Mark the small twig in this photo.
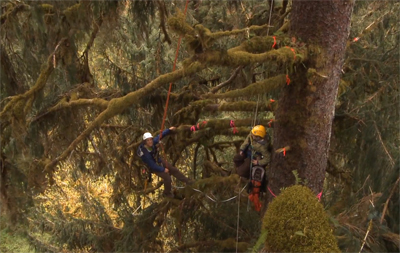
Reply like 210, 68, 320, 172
359, 219, 373, 253
52, 37, 67, 68
210, 66, 242, 94
380, 177, 400, 224
369, 186, 375, 207
355, 175, 370, 195
374, 122, 394, 166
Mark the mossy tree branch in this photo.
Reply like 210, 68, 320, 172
0, 49, 56, 124
205, 74, 286, 99
45, 61, 205, 172
205, 101, 277, 113
198, 46, 304, 67
185, 118, 273, 131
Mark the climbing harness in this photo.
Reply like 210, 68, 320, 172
247, 163, 266, 212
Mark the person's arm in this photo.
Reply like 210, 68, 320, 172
256, 144, 271, 166
153, 128, 172, 145
240, 133, 251, 154
141, 152, 165, 172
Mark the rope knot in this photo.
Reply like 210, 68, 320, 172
285, 46, 296, 60
230, 120, 238, 134
268, 119, 274, 128
286, 74, 291, 85
272, 36, 276, 49
317, 191, 323, 201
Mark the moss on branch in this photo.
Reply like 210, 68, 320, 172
206, 74, 285, 99
197, 45, 303, 68
228, 36, 277, 54
205, 101, 276, 112
51, 98, 108, 113
167, 10, 195, 37
194, 118, 273, 130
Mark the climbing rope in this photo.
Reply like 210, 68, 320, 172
158, 0, 190, 154
141, 0, 189, 205
236, 181, 242, 253
175, 184, 247, 203
253, 94, 260, 127
236, 2, 275, 251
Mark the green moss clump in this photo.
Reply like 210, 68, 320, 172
167, 10, 194, 37
263, 185, 339, 252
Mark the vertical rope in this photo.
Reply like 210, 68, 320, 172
266, 0, 274, 36
253, 94, 260, 127
237, 0, 275, 250
158, 0, 190, 156
236, 182, 241, 253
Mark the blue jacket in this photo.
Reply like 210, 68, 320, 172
137, 129, 171, 172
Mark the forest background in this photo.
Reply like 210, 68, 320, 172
0, 0, 399, 252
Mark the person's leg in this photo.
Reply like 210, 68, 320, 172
152, 170, 173, 197
161, 160, 192, 184
236, 156, 251, 179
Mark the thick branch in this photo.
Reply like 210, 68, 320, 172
198, 46, 303, 67
0, 49, 56, 123
206, 74, 286, 99
189, 118, 273, 130
205, 100, 276, 112
32, 98, 109, 122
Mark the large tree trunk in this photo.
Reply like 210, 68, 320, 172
269, 0, 354, 198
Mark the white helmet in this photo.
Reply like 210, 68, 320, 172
143, 132, 153, 140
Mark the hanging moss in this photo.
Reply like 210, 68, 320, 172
263, 185, 340, 252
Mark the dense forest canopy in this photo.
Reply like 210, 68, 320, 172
0, 0, 399, 252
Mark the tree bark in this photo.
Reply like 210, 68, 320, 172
269, 0, 354, 198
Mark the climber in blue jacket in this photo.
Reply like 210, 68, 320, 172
137, 127, 192, 198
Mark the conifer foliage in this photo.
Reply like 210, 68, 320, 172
0, 0, 398, 252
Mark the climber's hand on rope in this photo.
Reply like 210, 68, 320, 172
169, 126, 176, 131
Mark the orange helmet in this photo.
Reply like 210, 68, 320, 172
251, 125, 266, 138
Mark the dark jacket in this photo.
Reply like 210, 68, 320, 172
137, 129, 171, 172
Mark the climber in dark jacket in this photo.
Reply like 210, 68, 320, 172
137, 127, 192, 198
